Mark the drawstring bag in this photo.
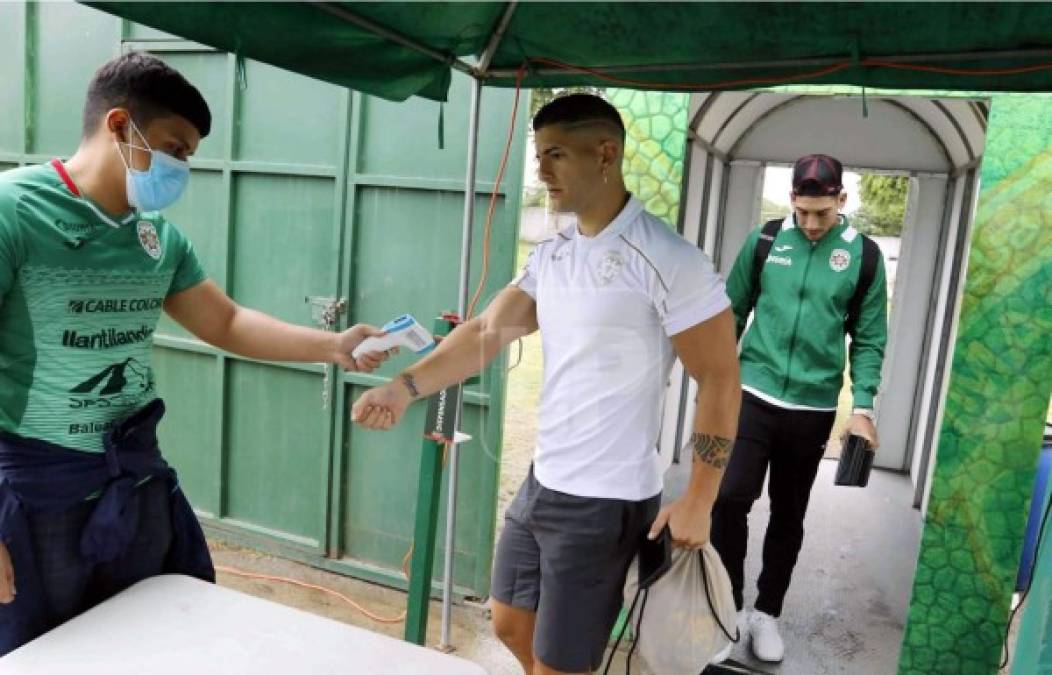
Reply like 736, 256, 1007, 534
604, 543, 739, 675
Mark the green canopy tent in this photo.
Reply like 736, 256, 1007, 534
85, 2, 1052, 101
81, 3, 1052, 672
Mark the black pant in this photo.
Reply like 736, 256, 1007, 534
710, 391, 835, 617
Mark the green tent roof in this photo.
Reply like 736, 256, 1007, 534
86, 2, 1052, 101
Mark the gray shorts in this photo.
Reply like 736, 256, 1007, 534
491, 467, 660, 672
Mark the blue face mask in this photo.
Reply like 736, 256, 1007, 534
115, 120, 190, 212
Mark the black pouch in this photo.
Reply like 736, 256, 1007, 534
835, 434, 875, 487
637, 525, 672, 589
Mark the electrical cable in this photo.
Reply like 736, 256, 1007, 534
1000, 485, 1051, 669
215, 564, 407, 625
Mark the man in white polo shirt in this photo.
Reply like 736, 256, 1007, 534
351, 94, 741, 675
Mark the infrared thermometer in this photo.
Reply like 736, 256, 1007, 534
351, 314, 436, 359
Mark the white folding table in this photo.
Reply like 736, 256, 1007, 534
1, 574, 487, 674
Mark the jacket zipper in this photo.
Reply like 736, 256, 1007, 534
783, 240, 816, 397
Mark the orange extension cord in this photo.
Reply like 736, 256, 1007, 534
215, 564, 406, 625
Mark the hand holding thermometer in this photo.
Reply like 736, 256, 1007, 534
351, 314, 436, 360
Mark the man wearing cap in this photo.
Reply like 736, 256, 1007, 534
710, 154, 888, 663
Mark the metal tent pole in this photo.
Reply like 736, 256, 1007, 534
438, 75, 482, 651
439, 3, 517, 648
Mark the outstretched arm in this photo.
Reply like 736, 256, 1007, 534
164, 280, 389, 372
351, 286, 538, 430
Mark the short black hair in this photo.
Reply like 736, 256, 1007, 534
533, 93, 625, 142
82, 51, 211, 139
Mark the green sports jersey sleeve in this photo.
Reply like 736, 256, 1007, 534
726, 225, 761, 339
848, 252, 888, 410
166, 225, 206, 296
0, 190, 23, 302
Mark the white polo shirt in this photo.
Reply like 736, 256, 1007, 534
512, 197, 730, 500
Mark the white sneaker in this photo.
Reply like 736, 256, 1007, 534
710, 610, 747, 664
748, 610, 785, 662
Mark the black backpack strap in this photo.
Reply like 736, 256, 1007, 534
846, 234, 880, 337
749, 218, 784, 313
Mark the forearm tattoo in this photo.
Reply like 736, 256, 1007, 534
691, 432, 734, 469
400, 373, 421, 399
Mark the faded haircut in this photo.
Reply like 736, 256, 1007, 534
532, 93, 625, 143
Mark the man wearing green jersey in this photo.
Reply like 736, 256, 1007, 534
710, 154, 888, 664
0, 52, 389, 653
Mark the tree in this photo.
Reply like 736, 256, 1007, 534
855, 174, 909, 237
522, 183, 546, 208
760, 198, 790, 224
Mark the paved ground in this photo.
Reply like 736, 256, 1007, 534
667, 457, 923, 675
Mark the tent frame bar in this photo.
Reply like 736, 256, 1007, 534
312, 1, 477, 77
478, 2, 518, 74
485, 47, 1052, 80
313, 0, 517, 81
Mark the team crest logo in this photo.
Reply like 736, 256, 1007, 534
596, 250, 626, 286
137, 221, 162, 260
829, 248, 851, 272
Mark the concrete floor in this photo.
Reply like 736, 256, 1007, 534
663, 456, 923, 675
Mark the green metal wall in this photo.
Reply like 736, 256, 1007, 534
0, 0, 525, 597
